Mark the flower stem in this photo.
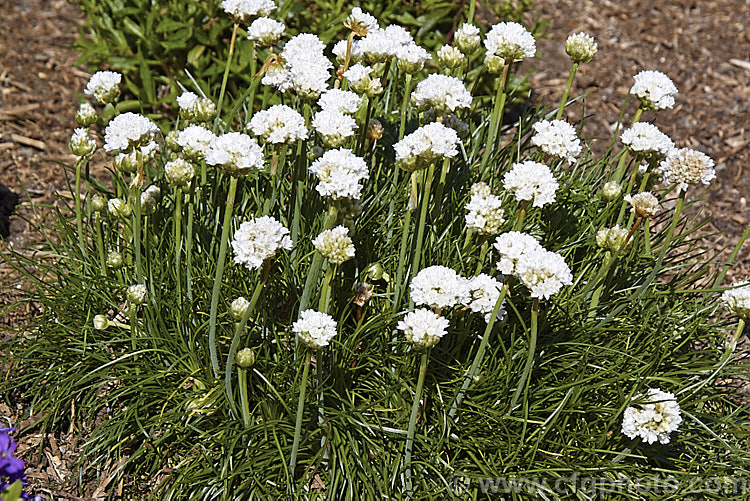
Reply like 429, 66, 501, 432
298, 204, 339, 318
173, 187, 183, 307
318, 264, 336, 313
474, 238, 489, 275
186, 183, 196, 302
467, 0, 476, 24
129, 303, 138, 351
289, 349, 313, 475
393, 198, 414, 310
94, 213, 106, 275
480, 61, 511, 174
431, 157, 452, 220
238, 367, 251, 427
214, 22, 239, 131
556, 63, 579, 119
713, 223, 750, 289
74, 159, 86, 257
130, 183, 144, 283
207, 176, 239, 379
411, 164, 436, 281
509, 297, 539, 413
404, 350, 430, 495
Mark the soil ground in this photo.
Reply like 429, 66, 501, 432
1, 0, 749, 498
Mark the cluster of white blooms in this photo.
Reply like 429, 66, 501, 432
75, 102, 98, 127
436, 45, 464, 68
332, 39, 364, 65
103, 112, 159, 153
84, 70, 121, 104
395, 43, 432, 73
397, 308, 450, 349
601, 181, 622, 201
659, 148, 715, 192
247, 16, 284, 46
467, 274, 506, 323
721, 282, 750, 319
309, 148, 369, 199
484, 22, 536, 63
357, 25, 414, 64
313, 226, 356, 265
264, 33, 332, 100
596, 225, 630, 253
494, 231, 542, 275
317, 89, 362, 115
624, 191, 660, 218
69, 128, 97, 159
140, 185, 161, 215
112, 140, 158, 173
631, 70, 678, 111
621, 388, 682, 445
221, 0, 275, 23
394, 122, 460, 172
531, 120, 582, 163
465, 182, 506, 235
230, 297, 251, 320
502, 161, 559, 208
205, 132, 264, 176
312, 109, 358, 147
454, 23, 481, 54
107, 198, 132, 218
106, 250, 123, 268
344, 7, 378, 37
565, 32, 597, 64
516, 248, 573, 299
410, 265, 471, 310
620, 122, 674, 159
176, 91, 217, 122
164, 158, 196, 187
410, 74, 472, 114
248, 104, 308, 144
343, 64, 382, 97
293, 309, 338, 350
231, 216, 292, 270
176, 125, 216, 162
126, 284, 147, 305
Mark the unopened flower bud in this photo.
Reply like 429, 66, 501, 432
485, 55, 504, 74
165, 158, 195, 188
140, 185, 161, 215
565, 32, 597, 64
114, 151, 138, 173
364, 262, 385, 281
70, 128, 97, 158
126, 284, 147, 305
437, 45, 465, 69
596, 225, 629, 252
107, 250, 123, 268
230, 297, 251, 321
93, 314, 110, 330
165, 130, 180, 151
75, 102, 98, 127
366, 119, 384, 141
624, 191, 660, 218
90, 194, 107, 213
235, 348, 256, 368
107, 198, 132, 218
307, 145, 324, 161
454, 23, 481, 55
194, 98, 217, 123
601, 181, 622, 201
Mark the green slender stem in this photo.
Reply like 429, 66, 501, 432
411, 165, 435, 280
214, 22, 239, 131
643, 218, 651, 255
393, 200, 414, 310
238, 367, 251, 427
713, 223, 750, 289
509, 298, 539, 413
318, 264, 336, 313
431, 157, 451, 220
289, 350, 313, 475
129, 303, 137, 351
399, 74, 413, 140
186, 184, 196, 302
474, 238, 489, 275
208, 176, 240, 379
556, 63, 579, 119
385, 74, 414, 245
480, 61, 511, 173
173, 187, 183, 307
130, 183, 144, 283
298, 204, 339, 317
95, 213, 106, 275
404, 350, 430, 495
74, 159, 86, 257
467, 0, 476, 24
225, 274, 266, 418
448, 286, 507, 421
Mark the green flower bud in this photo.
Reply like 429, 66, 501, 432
90, 194, 107, 213
236, 348, 256, 369
75, 102, 98, 127
107, 251, 123, 269
126, 284, 147, 305
230, 297, 250, 321
93, 314, 110, 330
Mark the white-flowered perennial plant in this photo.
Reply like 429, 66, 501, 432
531, 120, 582, 163
84, 70, 121, 104
411, 74, 472, 114
565, 32, 597, 64
317, 89, 362, 115
177, 91, 217, 122
231, 216, 292, 270
343, 64, 382, 96
103, 113, 159, 153
164, 158, 195, 187
221, 0, 275, 23
621, 388, 682, 445
176, 125, 216, 162
494, 231, 543, 276
596, 225, 630, 253
397, 308, 450, 349
624, 192, 660, 218
247, 17, 285, 46
436, 45, 464, 68
313, 226, 355, 265
631, 70, 678, 111
248, 104, 308, 144
410, 265, 470, 310
484, 22, 536, 62
395, 43, 432, 73
75, 102, 98, 127
312, 110, 358, 148
465, 183, 506, 235
659, 148, 715, 192
309, 148, 369, 199
721, 282, 750, 319
293, 310, 338, 350
502, 161, 559, 208
205, 132, 264, 176
126, 284, 147, 305
515, 249, 573, 299
70, 128, 97, 158
394, 122, 460, 172
344, 7, 378, 36
620, 122, 674, 158
467, 274, 506, 323
454, 23, 481, 54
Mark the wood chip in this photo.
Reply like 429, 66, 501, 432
729, 59, 750, 72
0, 103, 40, 117
10, 134, 46, 150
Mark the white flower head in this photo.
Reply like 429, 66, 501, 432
176, 92, 217, 122
293, 309, 338, 350
318, 88, 362, 115
309, 148, 369, 199
397, 308, 450, 349
177, 91, 199, 112
333, 39, 364, 65
247, 16, 285, 46
232, 216, 292, 270
395, 43, 432, 73
164, 158, 196, 187
70, 128, 97, 159
621, 388, 682, 445
140, 185, 161, 216
531, 120, 582, 163
312, 109, 358, 148
659, 148, 715, 193
75, 102, 98, 127
437, 45, 465, 69
107, 198, 132, 218
357, 29, 398, 64
205, 132, 265, 176
103, 113, 159, 153
343, 64, 382, 97
494, 231, 543, 276
230, 297, 251, 320
176, 125, 216, 162
621, 122, 674, 159
394, 122, 459, 172
467, 274, 506, 323
502, 161, 559, 208
313, 226, 355, 265
631, 70, 678, 111
276, 33, 333, 100
624, 191, 660, 218
411, 74, 472, 114
345, 7, 378, 37
221, 0, 275, 23
84, 70, 122, 104
565, 32, 597, 64
465, 184, 506, 235
454, 23, 481, 54
602, 181, 622, 201
515, 248, 573, 299
410, 265, 471, 310
722, 282, 750, 319
126, 284, 147, 305
248, 104, 308, 144
484, 22, 536, 62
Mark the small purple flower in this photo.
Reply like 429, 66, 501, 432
0, 431, 24, 482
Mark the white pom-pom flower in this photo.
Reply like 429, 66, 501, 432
317, 89, 362, 115
631, 70, 678, 111
502, 161, 559, 208
176, 125, 216, 162
454, 23, 481, 54
394, 122, 459, 172
515, 248, 573, 299
231, 216, 292, 270
313, 226, 356, 265
247, 104, 308, 144
624, 191, 660, 218
309, 148, 369, 199
466, 274, 506, 323
411, 74, 472, 114
494, 231, 543, 276
344, 7, 378, 36
722, 282, 750, 319
621, 388, 682, 445
205, 132, 265, 176
465, 183, 506, 235
221, 0, 275, 23
621, 122, 674, 159
484, 22, 536, 62
397, 308, 450, 349
659, 148, 715, 193
103, 112, 159, 153
84, 70, 121, 104
247, 16, 285, 46
312, 109, 358, 148
565, 32, 597, 64
531, 120, 582, 163
293, 309, 338, 350
410, 265, 471, 310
